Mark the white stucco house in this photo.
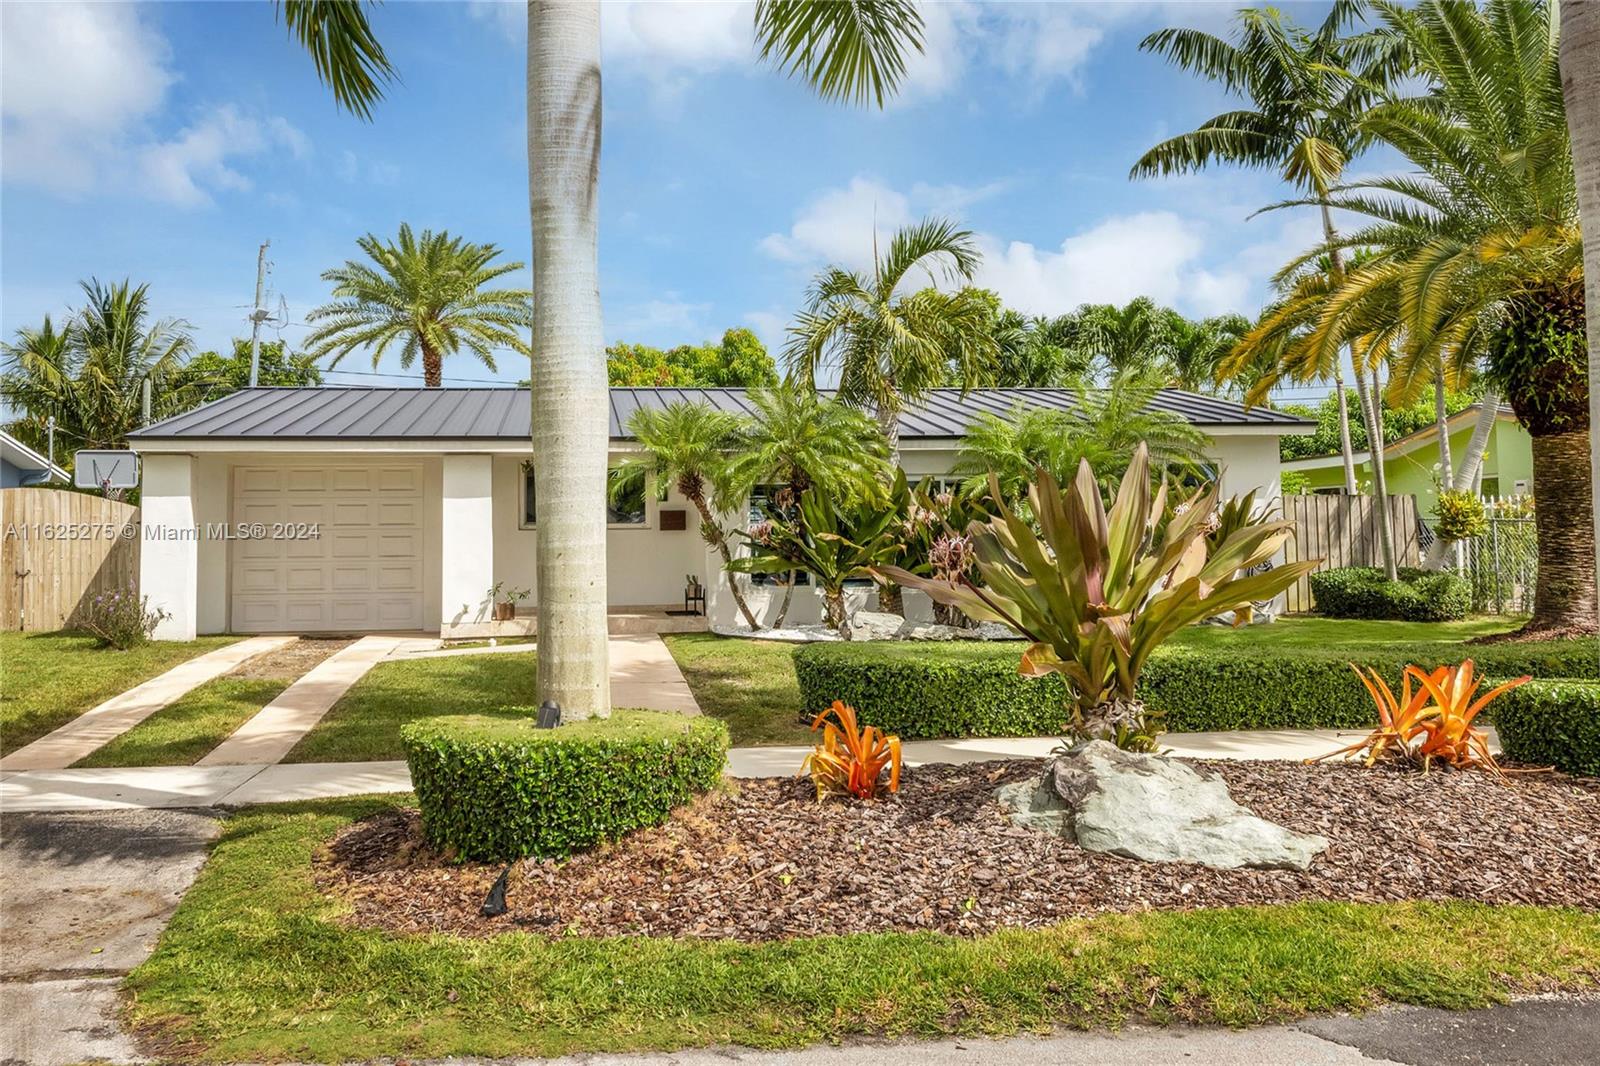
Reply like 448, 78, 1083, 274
126, 385, 1312, 640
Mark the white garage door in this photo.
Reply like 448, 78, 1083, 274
231, 463, 425, 633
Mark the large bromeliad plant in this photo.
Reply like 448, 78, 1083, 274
880, 445, 1318, 749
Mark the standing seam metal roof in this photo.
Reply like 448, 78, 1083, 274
128, 386, 1314, 441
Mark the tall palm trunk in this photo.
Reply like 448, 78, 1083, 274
528, 0, 609, 718
1320, 203, 1360, 495
1351, 359, 1400, 579
1435, 365, 1453, 488
1422, 392, 1503, 569
1562, 0, 1600, 619
1524, 428, 1598, 635
873, 402, 904, 615
422, 340, 442, 388
684, 484, 761, 630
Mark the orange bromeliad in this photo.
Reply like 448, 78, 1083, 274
1311, 660, 1530, 776
801, 700, 902, 800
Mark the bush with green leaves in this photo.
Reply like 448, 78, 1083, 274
1310, 566, 1471, 622
792, 638, 1600, 739
401, 710, 729, 861
1490, 680, 1600, 778
77, 582, 170, 649
1433, 490, 1488, 543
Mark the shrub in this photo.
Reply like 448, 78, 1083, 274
1433, 490, 1488, 542
401, 710, 729, 861
792, 638, 1599, 739
1491, 680, 1600, 777
1309, 566, 1471, 622
802, 700, 901, 800
78, 582, 170, 649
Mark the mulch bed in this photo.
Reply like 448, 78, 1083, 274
316, 759, 1600, 942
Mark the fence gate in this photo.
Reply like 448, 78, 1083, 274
1, 488, 140, 631
1279, 494, 1421, 613
1451, 500, 1537, 615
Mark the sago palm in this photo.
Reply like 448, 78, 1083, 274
616, 402, 761, 630
1133, 0, 1399, 507
1, 280, 193, 462
785, 216, 998, 460
304, 224, 533, 388
1291, 0, 1592, 637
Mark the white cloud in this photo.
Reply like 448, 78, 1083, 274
1, 3, 307, 207
743, 308, 788, 349
762, 174, 1279, 318
609, 295, 713, 341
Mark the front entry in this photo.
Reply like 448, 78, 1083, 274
230, 462, 425, 632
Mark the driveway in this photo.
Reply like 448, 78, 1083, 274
0, 807, 220, 1066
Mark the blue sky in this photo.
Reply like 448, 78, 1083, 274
1, 1, 1349, 395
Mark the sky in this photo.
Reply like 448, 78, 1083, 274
0, 0, 1356, 397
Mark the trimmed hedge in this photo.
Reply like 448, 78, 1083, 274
792, 638, 1600, 739
1491, 680, 1600, 778
1309, 566, 1471, 622
401, 710, 729, 861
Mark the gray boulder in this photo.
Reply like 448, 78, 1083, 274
845, 611, 907, 641
997, 740, 1328, 871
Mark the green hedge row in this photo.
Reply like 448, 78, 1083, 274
401, 710, 729, 861
1491, 680, 1600, 777
792, 638, 1600, 739
1309, 566, 1471, 621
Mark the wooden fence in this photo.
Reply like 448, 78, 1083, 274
1, 488, 140, 632
1279, 494, 1421, 613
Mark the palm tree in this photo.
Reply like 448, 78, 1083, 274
616, 402, 762, 630
953, 368, 1210, 502
1561, 0, 1600, 616
785, 216, 997, 461
277, 1, 395, 119
1132, 2, 1397, 506
524, 1, 924, 717
304, 224, 532, 388
723, 383, 888, 626
1292, 0, 1592, 638
1169, 312, 1252, 394
1062, 298, 1178, 382
2, 281, 193, 463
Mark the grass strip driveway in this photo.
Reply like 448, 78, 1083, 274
0, 632, 238, 755
281, 652, 539, 763
72, 678, 291, 768
125, 796, 1600, 1062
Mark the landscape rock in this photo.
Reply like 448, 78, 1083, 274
845, 611, 906, 641
998, 740, 1329, 871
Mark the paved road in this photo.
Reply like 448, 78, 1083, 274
0, 808, 220, 1066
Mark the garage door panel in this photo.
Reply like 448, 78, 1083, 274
231, 463, 425, 633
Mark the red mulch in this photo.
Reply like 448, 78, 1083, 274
314, 759, 1600, 942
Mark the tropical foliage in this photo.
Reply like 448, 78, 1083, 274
168, 339, 323, 397
785, 216, 997, 455
304, 223, 533, 388
801, 699, 902, 800
881, 445, 1318, 750
1, 280, 194, 462
724, 383, 888, 501
607, 328, 777, 387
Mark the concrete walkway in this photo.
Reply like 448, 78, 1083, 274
0, 636, 295, 772
197, 634, 432, 766
610, 633, 701, 713
0, 726, 1410, 813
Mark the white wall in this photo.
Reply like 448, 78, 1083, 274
140, 453, 198, 640
490, 454, 712, 608
442, 454, 494, 629
1210, 433, 1285, 502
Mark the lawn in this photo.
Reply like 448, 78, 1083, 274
125, 794, 1600, 1063
72, 678, 289, 768
0, 631, 238, 755
661, 634, 810, 745
281, 652, 540, 763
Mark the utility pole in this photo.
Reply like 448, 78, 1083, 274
248, 240, 271, 387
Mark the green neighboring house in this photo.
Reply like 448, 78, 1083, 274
1284, 403, 1533, 503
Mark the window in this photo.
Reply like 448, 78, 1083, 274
746, 484, 808, 586
521, 465, 648, 527
1480, 477, 1500, 497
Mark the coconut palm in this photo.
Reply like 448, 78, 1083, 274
525, 1, 924, 717
953, 368, 1210, 503
784, 217, 998, 461
615, 402, 762, 630
1, 281, 193, 463
304, 224, 532, 388
277, 1, 394, 119
1288, 0, 1592, 637
1169, 312, 1252, 394
1132, 1, 1398, 507
1562, 0, 1600, 610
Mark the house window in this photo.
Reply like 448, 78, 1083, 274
521, 466, 648, 528
1480, 477, 1500, 497
746, 484, 808, 586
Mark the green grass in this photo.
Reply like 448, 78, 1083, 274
72, 678, 290, 768
126, 795, 1600, 1062
281, 652, 539, 763
661, 634, 811, 745
0, 631, 237, 755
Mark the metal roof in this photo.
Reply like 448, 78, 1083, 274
128, 386, 1314, 442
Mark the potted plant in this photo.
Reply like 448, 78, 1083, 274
491, 583, 529, 621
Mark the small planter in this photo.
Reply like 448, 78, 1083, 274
493, 602, 516, 622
